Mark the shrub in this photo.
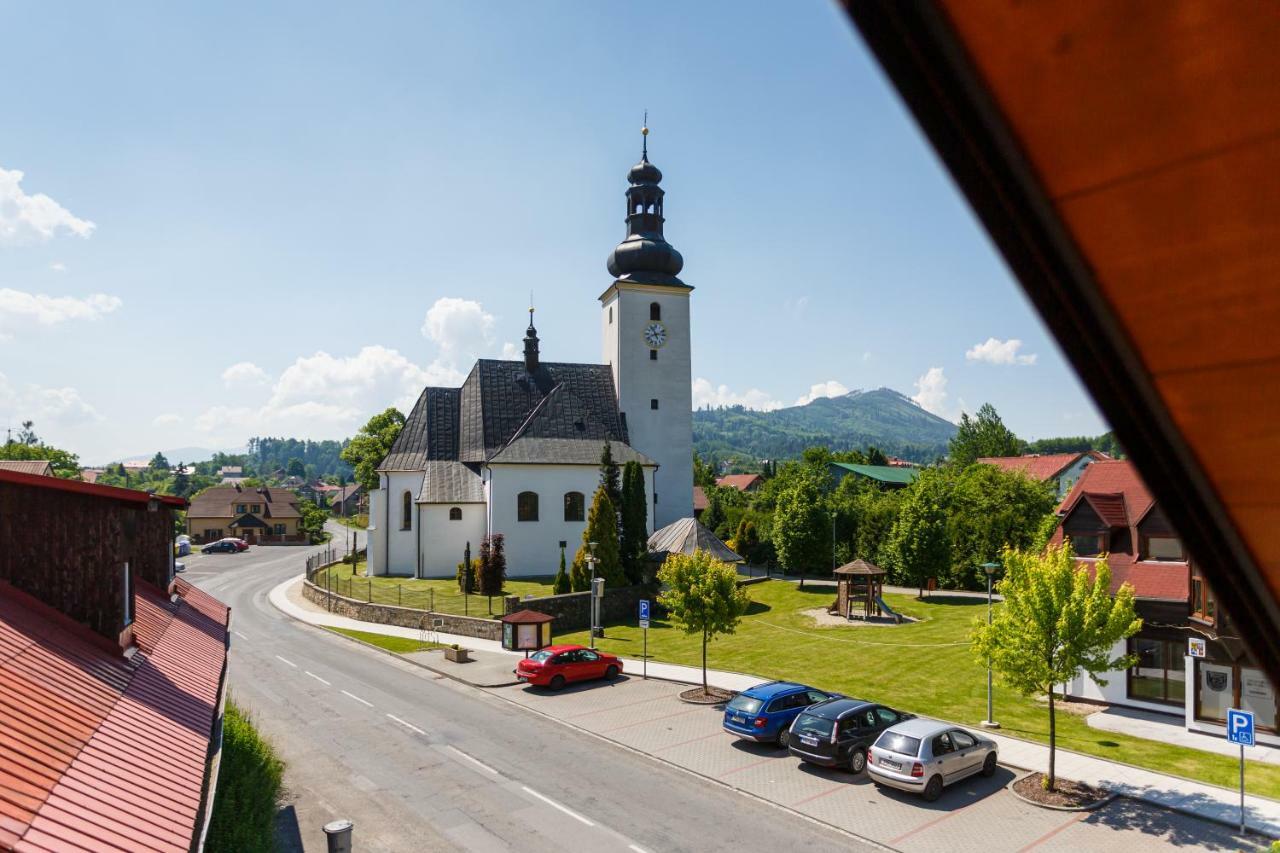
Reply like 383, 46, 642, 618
204, 700, 284, 853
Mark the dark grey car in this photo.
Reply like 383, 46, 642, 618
786, 697, 912, 774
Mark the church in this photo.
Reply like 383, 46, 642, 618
368, 129, 695, 578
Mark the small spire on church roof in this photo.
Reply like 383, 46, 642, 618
641, 110, 649, 159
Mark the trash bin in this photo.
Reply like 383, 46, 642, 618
323, 819, 353, 853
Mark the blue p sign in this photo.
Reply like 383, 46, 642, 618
639, 599, 651, 621
1227, 708, 1255, 746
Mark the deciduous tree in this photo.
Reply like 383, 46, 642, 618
772, 477, 829, 583
948, 403, 1021, 466
882, 467, 951, 595
972, 544, 1141, 791
341, 408, 406, 492
658, 550, 750, 692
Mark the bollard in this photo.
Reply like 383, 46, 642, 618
323, 818, 353, 853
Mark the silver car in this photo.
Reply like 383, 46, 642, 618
867, 718, 998, 801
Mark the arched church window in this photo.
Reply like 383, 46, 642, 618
650, 302, 661, 321
518, 491, 539, 522
401, 491, 412, 530
563, 491, 585, 522
449, 507, 462, 521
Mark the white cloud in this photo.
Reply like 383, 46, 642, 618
221, 361, 271, 389
965, 337, 1037, 366
0, 372, 102, 427
501, 341, 521, 360
693, 377, 784, 411
49, 261, 66, 273
0, 166, 96, 245
0, 288, 122, 339
794, 380, 849, 406
152, 413, 182, 426
422, 297, 495, 359
911, 367, 952, 418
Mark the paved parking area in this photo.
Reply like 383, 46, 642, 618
496, 676, 1254, 852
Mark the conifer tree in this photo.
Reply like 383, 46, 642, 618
620, 460, 648, 585
599, 442, 622, 524
570, 486, 624, 590
553, 544, 570, 594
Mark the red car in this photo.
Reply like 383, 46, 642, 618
515, 644, 623, 690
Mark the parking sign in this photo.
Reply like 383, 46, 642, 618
639, 599, 651, 629
1227, 708, 1255, 746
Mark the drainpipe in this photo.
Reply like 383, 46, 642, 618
383, 473, 390, 578
416, 502, 422, 579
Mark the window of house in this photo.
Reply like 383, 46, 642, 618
1127, 637, 1186, 706
1071, 533, 1104, 556
1191, 575, 1217, 623
564, 491, 585, 522
650, 349, 657, 361
236, 503, 247, 514
650, 398, 659, 410
121, 563, 134, 627
1144, 535, 1184, 561
274, 523, 286, 535
518, 491, 539, 522
251, 504, 261, 513
650, 302, 661, 321
449, 507, 463, 521
401, 491, 412, 529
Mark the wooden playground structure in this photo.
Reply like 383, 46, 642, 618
832, 559, 902, 623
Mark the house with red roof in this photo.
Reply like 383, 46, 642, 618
1051, 460, 1277, 744
978, 450, 1106, 499
715, 473, 763, 493
0, 469, 231, 851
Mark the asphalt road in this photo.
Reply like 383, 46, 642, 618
187, 525, 874, 853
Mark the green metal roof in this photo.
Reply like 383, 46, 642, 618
829, 462, 920, 485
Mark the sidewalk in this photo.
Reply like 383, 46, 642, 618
271, 574, 1279, 837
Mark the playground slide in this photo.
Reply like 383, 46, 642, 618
875, 596, 904, 624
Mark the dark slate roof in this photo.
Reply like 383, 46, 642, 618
383, 359, 638, 470
417, 461, 485, 503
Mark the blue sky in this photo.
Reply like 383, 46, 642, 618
0, 1, 1105, 463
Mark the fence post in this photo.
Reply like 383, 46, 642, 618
398, 585, 402, 607
430, 588, 434, 613
368, 579, 372, 604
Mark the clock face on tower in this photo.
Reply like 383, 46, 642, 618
643, 322, 667, 349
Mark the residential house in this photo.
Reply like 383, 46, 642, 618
827, 462, 919, 489
0, 468, 230, 851
186, 483, 305, 544
1052, 460, 1277, 745
716, 473, 764, 492
331, 483, 364, 516
978, 451, 1107, 500
0, 459, 53, 477
693, 485, 708, 520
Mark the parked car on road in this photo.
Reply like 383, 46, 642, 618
515, 644, 623, 690
868, 718, 998, 802
201, 540, 240, 554
787, 697, 913, 774
219, 537, 249, 551
174, 561, 186, 573
723, 681, 834, 747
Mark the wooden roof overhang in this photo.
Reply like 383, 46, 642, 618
841, 1, 1280, 685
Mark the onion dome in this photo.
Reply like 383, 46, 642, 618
606, 122, 687, 287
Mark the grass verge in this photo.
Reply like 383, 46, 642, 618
325, 625, 446, 653
205, 700, 284, 853
313, 564, 556, 619
558, 579, 1280, 799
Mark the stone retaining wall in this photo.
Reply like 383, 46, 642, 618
302, 580, 502, 641
503, 584, 655, 632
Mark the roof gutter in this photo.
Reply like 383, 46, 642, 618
193, 607, 232, 852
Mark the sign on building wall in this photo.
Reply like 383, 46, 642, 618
1188, 637, 1207, 658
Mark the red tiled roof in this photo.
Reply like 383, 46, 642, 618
715, 474, 763, 491
692, 486, 708, 512
978, 452, 1089, 481
0, 468, 187, 508
1052, 460, 1187, 601
0, 577, 229, 852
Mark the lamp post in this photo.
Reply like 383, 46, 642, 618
981, 560, 1000, 729
830, 510, 837, 576
587, 541, 599, 649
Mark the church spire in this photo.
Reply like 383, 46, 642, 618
523, 305, 540, 373
606, 119, 686, 287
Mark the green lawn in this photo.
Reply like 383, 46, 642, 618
559, 580, 1280, 798
313, 562, 556, 619
331, 514, 368, 529
325, 626, 445, 653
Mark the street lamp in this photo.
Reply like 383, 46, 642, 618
980, 560, 1000, 729
587, 541, 599, 649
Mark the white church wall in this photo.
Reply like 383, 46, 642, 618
380, 471, 424, 577
601, 283, 693, 528
367, 484, 386, 575
489, 463, 623, 576
417, 503, 486, 577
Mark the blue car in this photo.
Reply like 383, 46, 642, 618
723, 681, 835, 747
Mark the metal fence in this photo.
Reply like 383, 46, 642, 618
308, 561, 505, 618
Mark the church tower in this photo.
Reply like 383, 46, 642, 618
601, 124, 693, 528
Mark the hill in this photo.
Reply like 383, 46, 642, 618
693, 387, 957, 463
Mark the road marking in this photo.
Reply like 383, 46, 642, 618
305, 671, 331, 686
275, 655, 297, 668
445, 745, 499, 775
233, 630, 249, 641
629, 845, 649, 853
1017, 811, 1088, 852
341, 690, 372, 707
520, 786, 595, 827
386, 714, 425, 735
